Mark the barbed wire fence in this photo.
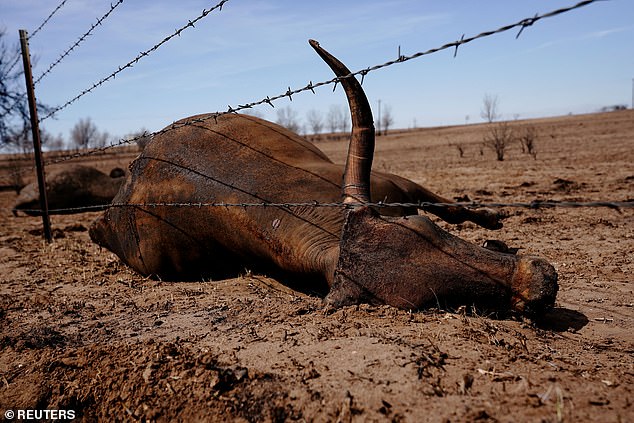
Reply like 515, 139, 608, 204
33, 0, 126, 86
43, 0, 606, 164
5, 200, 634, 216
0, 0, 610, 161
4, 0, 70, 75
4, 0, 632, 221
1, 0, 231, 183
1, 0, 124, 153
38, 0, 231, 123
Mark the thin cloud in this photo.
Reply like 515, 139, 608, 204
530, 25, 633, 52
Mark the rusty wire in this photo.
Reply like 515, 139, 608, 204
41, 0, 605, 167
7, 200, 634, 215
33, 0, 126, 86
38, 0, 231, 123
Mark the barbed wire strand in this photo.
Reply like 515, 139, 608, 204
30, 0, 70, 40
6, 200, 633, 215
39, 0, 231, 123
34, 0, 126, 86
4, 0, 70, 75
43, 0, 604, 167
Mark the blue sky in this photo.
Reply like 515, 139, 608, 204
2, 0, 633, 141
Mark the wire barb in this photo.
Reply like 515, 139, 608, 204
454, 34, 465, 58
516, 14, 539, 39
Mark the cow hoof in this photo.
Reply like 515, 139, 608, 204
477, 208, 505, 230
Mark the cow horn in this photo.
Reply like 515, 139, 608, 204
309, 39, 375, 204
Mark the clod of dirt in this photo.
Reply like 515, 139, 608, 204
27, 228, 65, 239
553, 178, 586, 192
553, 178, 575, 187
0, 326, 66, 351
475, 189, 493, 196
63, 223, 87, 232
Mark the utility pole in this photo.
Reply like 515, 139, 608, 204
377, 99, 381, 136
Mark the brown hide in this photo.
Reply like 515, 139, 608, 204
13, 165, 125, 216
91, 115, 343, 282
89, 40, 557, 315
91, 114, 482, 282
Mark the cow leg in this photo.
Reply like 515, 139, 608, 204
371, 171, 504, 229
421, 200, 503, 230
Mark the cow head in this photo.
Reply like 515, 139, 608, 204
309, 40, 558, 316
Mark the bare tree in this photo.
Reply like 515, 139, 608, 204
128, 128, 152, 150
483, 121, 513, 161
519, 124, 538, 159
451, 143, 465, 158
380, 104, 395, 135
42, 130, 64, 150
327, 105, 349, 134
3, 129, 33, 155
0, 29, 52, 152
306, 109, 324, 135
481, 93, 500, 123
339, 109, 350, 133
326, 106, 338, 133
71, 117, 110, 149
275, 106, 302, 134
4, 126, 64, 154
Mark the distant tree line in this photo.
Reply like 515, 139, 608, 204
273, 103, 395, 139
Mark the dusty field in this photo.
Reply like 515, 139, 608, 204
0, 110, 632, 422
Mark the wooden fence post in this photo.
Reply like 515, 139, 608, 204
19, 29, 52, 242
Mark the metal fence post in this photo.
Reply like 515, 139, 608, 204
19, 29, 52, 242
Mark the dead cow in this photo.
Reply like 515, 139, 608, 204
13, 165, 125, 216
90, 40, 557, 316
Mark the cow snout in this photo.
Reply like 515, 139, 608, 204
510, 257, 558, 316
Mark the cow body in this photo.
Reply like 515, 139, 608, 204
90, 113, 492, 282
13, 165, 125, 216
90, 40, 557, 316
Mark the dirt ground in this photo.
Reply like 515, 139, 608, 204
0, 110, 632, 422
